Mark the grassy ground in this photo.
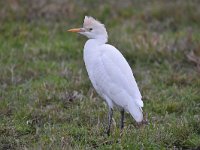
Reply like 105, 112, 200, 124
0, 0, 200, 149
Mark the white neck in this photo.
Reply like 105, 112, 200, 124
84, 38, 105, 51
95, 35, 108, 44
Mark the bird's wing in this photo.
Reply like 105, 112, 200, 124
95, 44, 143, 108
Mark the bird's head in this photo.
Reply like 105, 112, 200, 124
68, 16, 108, 43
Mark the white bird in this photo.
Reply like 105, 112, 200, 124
68, 16, 143, 135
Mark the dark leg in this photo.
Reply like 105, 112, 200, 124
120, 109, 125, 130
106, 108, 113, 136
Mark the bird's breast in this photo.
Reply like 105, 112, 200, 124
84, 49, 109, 92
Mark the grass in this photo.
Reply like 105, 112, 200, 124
0, 0, 200, 149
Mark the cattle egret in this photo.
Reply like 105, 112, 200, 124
68, 16, 143, 135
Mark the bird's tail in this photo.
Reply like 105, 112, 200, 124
128, 101, 143, 122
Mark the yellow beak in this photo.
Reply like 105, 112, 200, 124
67, 28, 82, 32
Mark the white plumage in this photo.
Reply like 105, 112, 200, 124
68, 16, 143, 134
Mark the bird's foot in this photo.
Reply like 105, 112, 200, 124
105, 128, 110, 136
120, 129, 124, 137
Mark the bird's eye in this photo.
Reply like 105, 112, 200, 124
89, 28, 93, 31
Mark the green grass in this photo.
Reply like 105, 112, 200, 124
0, 0, 200, 149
